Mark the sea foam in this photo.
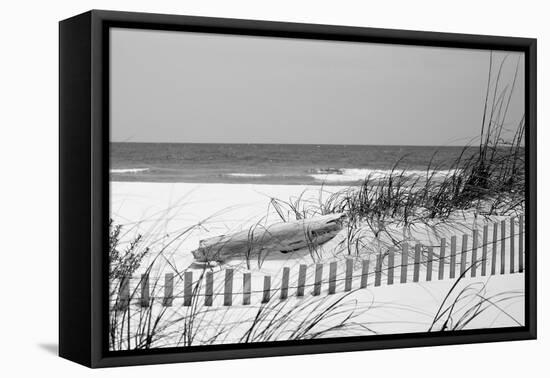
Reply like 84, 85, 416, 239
310, 168, 460, 182
110, 168, 150, 174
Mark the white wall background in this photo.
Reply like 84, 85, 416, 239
0, 0, 545, 375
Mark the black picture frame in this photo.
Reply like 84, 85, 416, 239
59, 9, 537, 368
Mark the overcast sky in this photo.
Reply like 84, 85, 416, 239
110, 28, 525, 146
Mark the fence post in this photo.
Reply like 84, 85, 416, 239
471, 229, 478, 277
345, 258, 353, 291
280, 267, 290, 300
450, 236, 457, 279
519, 215, 524, 273
117, 276, 130, 311
501, 219, 506, 275
413, 244, 421, 282
360, 259, 369, 288
184, 271, 193, 306
328, 262, 337, 294
140, 273, 150, 308
460, 234, 468, 276
262, 276, 271, 303
224, 269, 233, 306
510, 217, 516, 273
491, 222, 498, 275
243, 272, 251, 305
426, 246, 434, 281
205, 271, 213, 306
387, 248, 395, 285
297, 264, 307, 297
481, 225, 489, 276
374, 253, 382, 287
163, 273, 174, 307
400, 243, 409, 283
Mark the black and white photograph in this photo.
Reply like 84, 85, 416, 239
2, 0, 546, 374
108, 27, 528, 351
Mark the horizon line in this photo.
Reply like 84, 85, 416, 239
109, 141, 484, 148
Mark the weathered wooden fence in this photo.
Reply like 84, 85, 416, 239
114, 215, 525, 310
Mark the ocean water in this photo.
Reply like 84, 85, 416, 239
110, 143, 478, 185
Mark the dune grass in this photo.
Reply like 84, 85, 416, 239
429, 264, 524, 332
108, 224, 373, 350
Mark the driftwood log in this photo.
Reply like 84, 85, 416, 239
191, 213, 346, 263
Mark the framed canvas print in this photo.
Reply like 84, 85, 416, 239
59, 10, 537, 368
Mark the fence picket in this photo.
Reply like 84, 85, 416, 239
262, 276, 271, 303
413, 244, 421, 282
491, 222, 498, 275
460, 234, 468, 276
426, 246, 434, 281
375, 253, 382, 287
313, 264, 323, 296
224, 269, 233, 306
450, 236, 457, 279
471, 229, 478, 277
329, 262, 337, 294
118, 276, 130, 311
387, 248, 395, 285
280, 267, 290, 300
140, 273, 149, 308
519, 215, 524, 273
205, 271, 213, 306
438, 238, 446, 280
510, 217, 516, 273
345, 258, 353, 291
297, 264, 307, 297
401, 243, 409, 283
243, 272, 251, 305
184, 271, 193, 306
481, 225, 488, 276
501, 220, 506, 275
360, 259, 369, 288
163, 273, 173, 307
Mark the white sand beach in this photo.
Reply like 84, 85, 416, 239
111, 181, 348, 271
109, 181, 525, 349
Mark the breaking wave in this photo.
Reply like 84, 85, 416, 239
110, 168, 150, 174
226, 173, 268, 178
310, 168, 460, 183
